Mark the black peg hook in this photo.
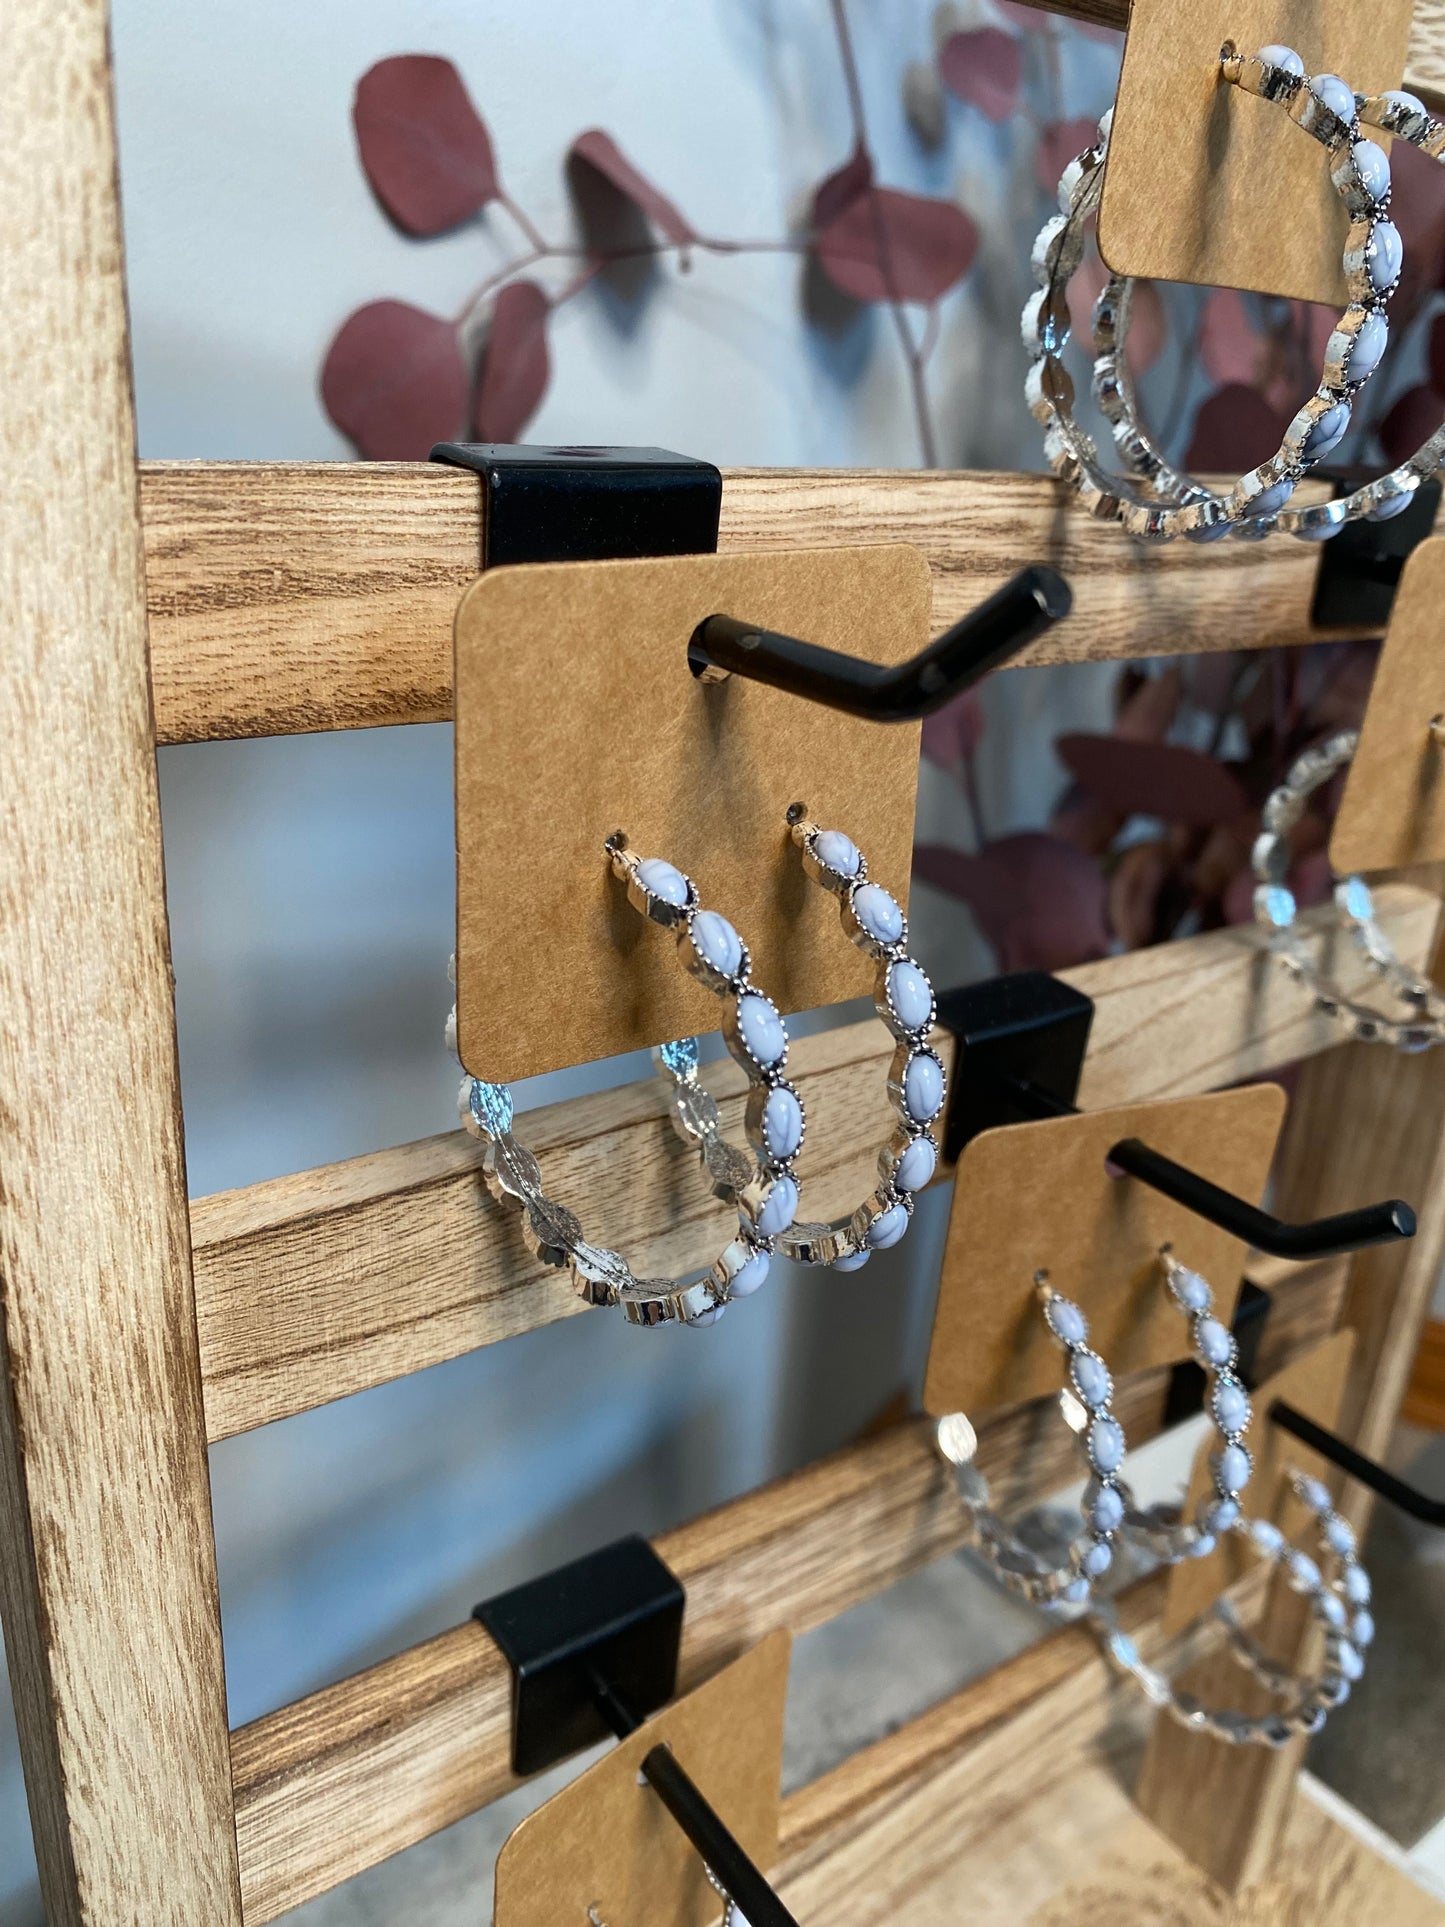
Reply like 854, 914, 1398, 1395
935, 973, 1415, 1263
687, 564, 1072, 721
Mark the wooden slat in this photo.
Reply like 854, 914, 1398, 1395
227, 1252, 1338, 1925
192, 886, 1438, 1441
136, 462, 1376, 744
1033, 0, 1445, 112
1402, 1316, 1445, 1429
0, 4, 244, 1922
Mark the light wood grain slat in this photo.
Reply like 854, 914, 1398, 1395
0, 5, 243, 1922
192, 886, 1438, 1442
138, 462, 1381, 744
226, 1250, 1339, 1925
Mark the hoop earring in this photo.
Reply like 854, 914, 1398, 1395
1253, 731, 1445, 1050
936, 1273, 1128, 1606
774, 810, 943, 1269
1095, 1469, 1373, 1746
1027, 48, 1411, 542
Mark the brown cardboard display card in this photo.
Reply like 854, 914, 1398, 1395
453, 546, 931, 1084
492, 1631, 790, 1927
1331, 538, 1445, 875
1099, 0, 1411, 306
1161, 1326, 1355, 1635
924, 1084, 1287, 1419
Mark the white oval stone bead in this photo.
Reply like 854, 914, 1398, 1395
1046, 1295, 1087, 1345
1296, 1474, 1332, 1513
902, 1051, 944, 1123
814, 828, 862, 877
1319, 1592, 1347, 1628
1381, 88, 1426, 114
1366, 218, 1403, 292
690, 909, 743, 978
637, 857, 689, 906
1062, 1576, 1090, 1605
1200, 1496, 1240, 1534
1251, 1519, 1285, 1556
736, 992, 786, 1067
1343, 1563, 1371, 1605
853, 882, 904, 946
867, 1202, 910, 1249
1347, 308, 1388, 381
894, 1134, 937, 1193
1082, 1540, 1113, 1576
1089, 1484, 1124, 1533
1257, 44, 1304, 77
728, 1247, 771, 1298
1310, 72, 1357, 121
1088, 1415, 1125, 1473
1351, 137, 1390, 203
1323, 1514, 1356, 1557
1352, 1609, 1375, 1648
1301, 400, 1351, 460
1212, 1379, 1250, 1434
1194, 1315, 1233, 1368
831, 1247, 872, 1271
762, 1085, 803, 1161
1287, 1549, 1322, 1592
1215, 1442, 1251, 1493
1189, 1533, 1218, 1560
1071, 1350, 1112, 1408
1246, 478, 1295, 518
1337, 1639, 1364, 1681
1170, 1265, 1211, 1312
887, 959, 933, 1031
754, 1172, 799, 1238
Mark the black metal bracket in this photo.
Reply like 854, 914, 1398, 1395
1309, 469, 1441, 631
1165, 1290, 1445, 1529
431, 442, 722, 568
474, 1536, 798, 1927
934, 970, 1415, 1259
688, 564, 1072, 721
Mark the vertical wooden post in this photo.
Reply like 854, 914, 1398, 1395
0, 4, 244, 1922
1135, 1035, 1445, 1891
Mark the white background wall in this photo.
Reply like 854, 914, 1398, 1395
0, 5, 1122, 1918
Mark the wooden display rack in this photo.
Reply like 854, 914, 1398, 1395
6, 6, 1445, 1925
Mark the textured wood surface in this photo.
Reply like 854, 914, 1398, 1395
1403, 1316, 1445, 1429
227, 1255, 1338, 1924
0, 5, 243, 1923
191, 886, 1437, 1442
138, 462, 1363, 744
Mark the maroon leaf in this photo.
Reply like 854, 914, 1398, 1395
913, 835, 1111, 972
353, 56, 498, 236
569, 130, 696, 246
1056, 734, 1249, 827
813, 187, 979, 304
322, 300, 467, 459
995, 2, 1054, 31
812, 141, 874, 228
938, 29, 1023, 123
1185, 383, 1289, 476
1380, 383, 1445, 465
920, 688, 985, 771
1388, 140, 1445, 303
1034, 117, 1098, 195
1199, 289, 1261, 388
473, 281, 551, 442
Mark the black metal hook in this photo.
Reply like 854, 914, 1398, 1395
1268, 1399, 1445, 1529
475, 1536, 797, 1927
688, 564, 1072, 721
935, 972, 1415, 1262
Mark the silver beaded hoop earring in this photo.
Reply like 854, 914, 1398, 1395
935, 1273, 1129, 1608
773, 809, 944, 1271
1026, 47, 1411, 543
1114, 1251, 1255, 1564
1094, 1469, 1373, 1747
451, 840, 799, 1329
1252, 731, 1445, 1050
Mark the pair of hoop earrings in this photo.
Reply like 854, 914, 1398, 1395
936, 1249, 1372, 1746
1028, 47, 1438, 542
456, 812, 943, 1328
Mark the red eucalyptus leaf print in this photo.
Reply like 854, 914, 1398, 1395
354, 56, 498, 236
